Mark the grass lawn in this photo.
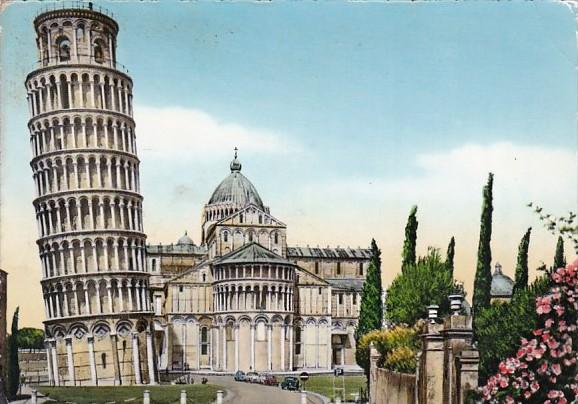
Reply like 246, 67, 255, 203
297, 375, 367, 401
39, 384, 221, 404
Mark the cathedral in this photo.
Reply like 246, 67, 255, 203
24, 4, 370, 386
146, 151, 371, 373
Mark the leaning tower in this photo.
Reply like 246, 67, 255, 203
24, 3, 155, 386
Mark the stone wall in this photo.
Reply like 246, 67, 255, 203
369, 311, 479, 404
19, 349, 49, 386
371, 367, 416, 404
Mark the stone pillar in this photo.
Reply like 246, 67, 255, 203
455, 350, 479, 404
45, 340, 54, 386
132, 332, 142, 384
267, 324, 272, 371
288, 324, 294, 370
65, 336, 75, 386
369, 343, 380, 404
222, 325, 227, 371
87, 335, 98, 385
418, 322, 445, 404
280, 325, 286, 371
250, 324, 255, 370
50, 339, 60, 385
146, 331, 157, 384
110, 332, 121, 385
234, 324, 239, 372
180, 390, 187, 404
143, 390, 150, 404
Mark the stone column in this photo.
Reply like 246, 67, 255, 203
288, 324, 294, 370
132, 332, 142, 384
250, 324, 255, 370
65, 336, 75, 386
222, 325, 227, 371
146, 331, 157, 384
110, 333, 121, 385
234, 325, 239, 372
87, 335, 98, 385
50, 339, 60, 386
280, 324, 286, 371
45, 340, 54, 385
267, 324, 272, 371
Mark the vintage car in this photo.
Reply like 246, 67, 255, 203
280, 376, 300, 391
261, 374, 278, 386
246, 372, 260, 383
234, 370, 246, 382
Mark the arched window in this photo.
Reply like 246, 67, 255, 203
76, 24, 85, 42
295, 327, 302, 355
200, 327, 209, 355
336, 262, 341, 275
101, 353, 107, 369
56, 37, 71, 62
249, 232, 254, 242
94, 40, 105, 63
274, 233, 279, 244
359, 262, 363, 276
223, 231, 228, 243
152, 259, 157, 272
202, 273, 206, 282
315, 262, 319, 274
239, 213, 243, 223
259, 215, 263, 224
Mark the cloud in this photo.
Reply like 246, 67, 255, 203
311, 142, 575, 210
133, 105, 301, 161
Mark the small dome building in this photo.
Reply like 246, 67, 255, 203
490, 262, 514, 302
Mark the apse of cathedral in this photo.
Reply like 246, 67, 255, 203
146, 151, 372, 373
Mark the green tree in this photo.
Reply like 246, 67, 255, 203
15, 328, 44, 350
401, 206, 418, 272
445, 236, 456, 278
7, 308, 20, 398
473, 173, 494, 333
512, 228, 531, 296
385, 248, 462, 326
355, 239, 383, 382
476, 275, 551, 383
553, 235, 567, 270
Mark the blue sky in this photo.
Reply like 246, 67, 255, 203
1, 0, 577, 326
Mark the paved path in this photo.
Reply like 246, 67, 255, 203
204, 376, 325, 404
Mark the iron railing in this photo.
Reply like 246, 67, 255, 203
35, 1, 115, 19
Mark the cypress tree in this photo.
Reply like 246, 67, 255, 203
473, 173, 494, 332
553, 236, 567, 270
513, 228, 531, 296
7, 308, 19, 398
445, 236, 456, 278
401, 206, 418, 272
355, 239, 383, 382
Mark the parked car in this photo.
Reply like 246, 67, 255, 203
262, 374, 278, 386
234, 370, 246, 382
280, 376, 300, 391
246, 372, 260, 383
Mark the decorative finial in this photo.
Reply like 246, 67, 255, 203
230, 147, 242, 172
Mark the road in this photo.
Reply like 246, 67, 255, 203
204, 376, 325, 404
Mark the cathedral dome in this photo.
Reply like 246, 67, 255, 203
207, 151, 265, 211
490, 263, 514, 298
177, 231, 194, 246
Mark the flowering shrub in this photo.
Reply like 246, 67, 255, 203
479, 260, 578, 403
357, 323, 422, 374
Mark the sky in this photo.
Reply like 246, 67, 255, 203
1, 0, 577, 328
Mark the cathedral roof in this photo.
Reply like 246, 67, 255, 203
287, 246, 372, 260
207, 151, 265, 211
490, 263, 514, 298
215, 242, 292, 266
326, 278, 365, 292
